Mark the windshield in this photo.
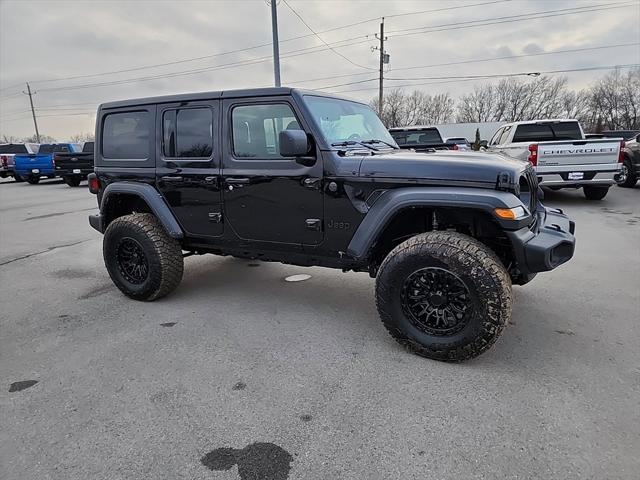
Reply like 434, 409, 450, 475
303, 95, 396, 147
390, 129, 443, 146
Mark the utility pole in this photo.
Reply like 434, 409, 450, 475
375, 18, 388, 117
270, 0, 281, 87
24, 82, 40, 143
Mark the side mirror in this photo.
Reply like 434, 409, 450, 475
480, 140, 488, 148
636, 134, 640, 143
279, 129, 309, 157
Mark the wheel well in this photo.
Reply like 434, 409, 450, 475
369, 207, 516, 272
103, 193, 152, 227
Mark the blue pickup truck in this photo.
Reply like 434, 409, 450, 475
14, 143, 81, 184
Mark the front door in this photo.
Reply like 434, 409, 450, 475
221, 98, 323, 246
156, 100, 223, 238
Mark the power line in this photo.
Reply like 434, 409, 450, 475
33, 37, 374, 94
386, 2, 635, 39
328, 64, 640, 94
0, 0, 511, 93
282, 0, 376, 71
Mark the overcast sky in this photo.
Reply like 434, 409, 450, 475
1, 0, 639, 140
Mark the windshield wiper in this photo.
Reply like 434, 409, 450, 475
361, 139, 399, 149
331, 140, 379, 151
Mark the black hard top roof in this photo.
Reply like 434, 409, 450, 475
99, 87, 357, 110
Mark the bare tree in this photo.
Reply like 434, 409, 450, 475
372, 89, 454, 127
457, 84, 496, 122
69, 132, 95, 143
589, 67, 640, 130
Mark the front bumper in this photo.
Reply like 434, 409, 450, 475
506, 206, 575, 278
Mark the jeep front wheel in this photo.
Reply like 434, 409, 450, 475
375, 231, 512, 362
103, 213, 184, 301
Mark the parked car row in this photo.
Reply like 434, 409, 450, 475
0, 141, 95, 186
389, 121, 638, 199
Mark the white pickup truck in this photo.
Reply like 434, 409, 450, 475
487, 119, 623, 200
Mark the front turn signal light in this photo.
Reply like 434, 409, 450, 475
494, 206, 528, 220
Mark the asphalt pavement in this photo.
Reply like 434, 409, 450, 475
1, 177, 638, 480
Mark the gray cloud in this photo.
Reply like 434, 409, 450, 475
1, 0, 638, 138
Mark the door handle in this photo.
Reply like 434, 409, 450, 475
226, 178, 250, 185
303, 177, 321, 189
161, 176, 183, 182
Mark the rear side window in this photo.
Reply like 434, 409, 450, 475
163, 108, 213, 158
513, 122, 582, 142
102, 111, 150, 159
232, 104, 299, 158
0, 144, 28, 154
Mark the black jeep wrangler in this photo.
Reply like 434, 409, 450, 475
88, 87, 575, 361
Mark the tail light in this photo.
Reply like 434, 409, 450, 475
0, 155, 7, 167
618, 140, 625, 163
452, 144, 459, 150
528, 144, 538, 166
88, 173, 100, 194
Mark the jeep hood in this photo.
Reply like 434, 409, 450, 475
358, 150, 526, 187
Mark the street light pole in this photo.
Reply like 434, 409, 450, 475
270, 0, 281, 87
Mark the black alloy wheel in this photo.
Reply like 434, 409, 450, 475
116, 237, 149, 284
401, 267, 472, 336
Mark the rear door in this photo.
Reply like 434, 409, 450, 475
156, 100, 223, 238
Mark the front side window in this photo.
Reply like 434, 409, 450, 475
102, 111, 150, 159
163, 107, 213, 158
304, 95, 396, 146
232, 104, 298, 158
497, 126, 512, 145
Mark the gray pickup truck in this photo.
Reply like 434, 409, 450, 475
488, 119, 623, 200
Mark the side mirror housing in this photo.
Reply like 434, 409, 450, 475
279, 129, 309, 157
480, 140, 488, 148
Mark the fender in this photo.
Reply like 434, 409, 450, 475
98, 182, 183, 239
346, 187, 524, 260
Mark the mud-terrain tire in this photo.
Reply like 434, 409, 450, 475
26, 175, 40, 184
375, 231, 512, 362
583, 185, 609, 200
64, 175, 82, 187
616, 158, 637, 188
103, 213, 183, 301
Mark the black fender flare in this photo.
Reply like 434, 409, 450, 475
346, 187, 524, 260
99, 182, 183, 239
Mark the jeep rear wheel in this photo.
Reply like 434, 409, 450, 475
583, 185, 609, 200
103, 213, 183, 301
375, 231, 512, 362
